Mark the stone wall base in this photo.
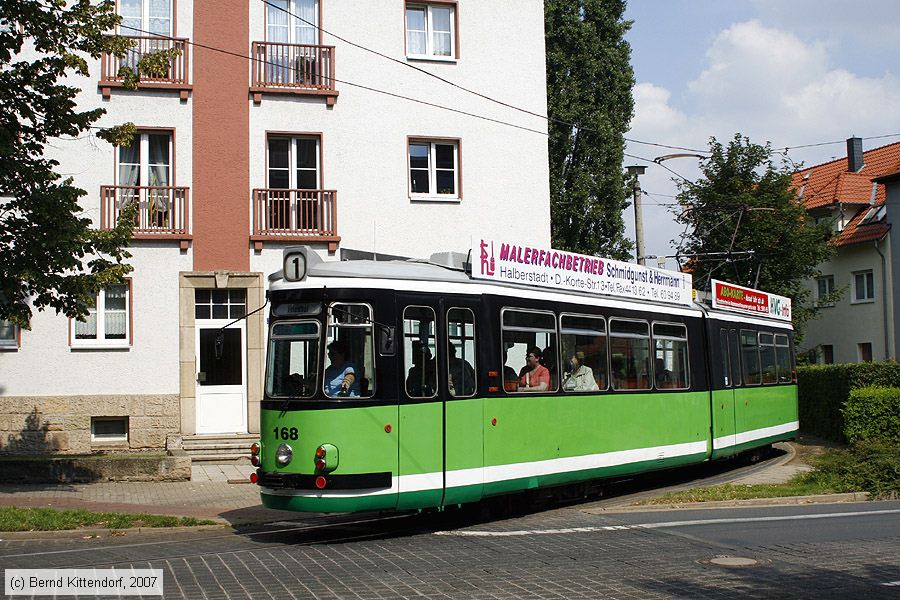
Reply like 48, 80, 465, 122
0, 395, 180, 455
0, 451, 191, 483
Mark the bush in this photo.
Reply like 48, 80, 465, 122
797, 362, 900, 442
843, 387, 900, 444
800, 439, 900, 499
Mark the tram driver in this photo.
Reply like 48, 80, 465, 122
324, 340, 360, 397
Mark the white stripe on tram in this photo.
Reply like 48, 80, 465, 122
435, 509, 900, 537
263, 440, 708, 499
712, 421, 799, 450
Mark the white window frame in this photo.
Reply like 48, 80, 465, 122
408, 139, 459, 200
268, 136, 321, 190
851, 270, 874, 304
405, 3, 456, 61
119, 0, 173, 36
70, 283, 132, 349
816, 275, 835, 307
266, 0, 319, 45
0, 319, 19, 350
91, 417, 129, 443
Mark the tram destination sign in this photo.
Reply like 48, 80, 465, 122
711, 279, 792, 321
471, 238, 693, 307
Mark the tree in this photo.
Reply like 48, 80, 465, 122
0, 0, 175, 328
674, 134, 837, 337
545, 0, 634, 260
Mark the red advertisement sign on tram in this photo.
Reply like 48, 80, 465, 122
711, 279, 792, 321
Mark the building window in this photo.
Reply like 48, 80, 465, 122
858, 342, 873, 363
409, 139, 459, 199
91, 417, 128, 442
406, 3, 456, 59
0, 319, 19, 349
268, 136, 320, 190
119, 0, 171, 36
820, 344, 834, 364
266, 0, 319, 44
816, 275, 835, 307
852, 270, 874, 303
195, 289, 246, 320
70, 283, 131, 348
118, 132, 172, 189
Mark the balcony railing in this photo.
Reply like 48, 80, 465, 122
101, 186, 191, 246
250, 42, 338, 104
100, 36, 191, 99
252, 189, 339, 251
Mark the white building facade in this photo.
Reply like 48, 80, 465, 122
0, 0, 551, 455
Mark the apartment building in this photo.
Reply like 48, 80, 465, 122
0, 1, 551, 456
793, 138, 898, 364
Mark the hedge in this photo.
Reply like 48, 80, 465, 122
843, 387, 900, 444
797, 362, 900, 442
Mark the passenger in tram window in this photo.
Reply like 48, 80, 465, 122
448, 344, 476, 396
406, 340, 437, 397
324, 340, 359, 397
611, 356, 627, 390
563, 351, 599, 392
519, 346, 550, 392
655, 357, 673, 388
502, 347, 519, 391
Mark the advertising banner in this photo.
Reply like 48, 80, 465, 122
711, 279, 792, 321
471, 238, 693, 307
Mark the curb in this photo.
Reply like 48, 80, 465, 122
586, 492, 871, 514
0, 523, 230, 541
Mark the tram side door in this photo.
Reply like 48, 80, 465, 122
711, 327, 738, 458
396, 296, 446, 510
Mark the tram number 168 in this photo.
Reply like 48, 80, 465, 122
273, 427, 299, 440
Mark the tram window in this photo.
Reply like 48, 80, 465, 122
729, 329, 742, 386
653, 322, 689, 389
740, 329, 761, 385
447, 308, 477, 398
775, 333, 792, 383
404, 306, 437, 398
501, 308, 558, 393
325, 303, 375, 398
609, 319, 651, 391
759, 332, 777, 384
266, 321, 320, 398
719, 329, 731, 387
560, 314, 607, 392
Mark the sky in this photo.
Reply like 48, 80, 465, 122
620, 0, 900, 268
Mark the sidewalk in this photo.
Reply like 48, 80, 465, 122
0, 464, 296, 526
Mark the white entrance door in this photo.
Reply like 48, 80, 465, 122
195, 289, 248, 434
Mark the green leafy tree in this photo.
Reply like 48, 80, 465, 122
545, 0, 634, 259
1, 0, 179, 328
675, 134, 837, 337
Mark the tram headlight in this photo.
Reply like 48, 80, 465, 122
275, 443, 293, 466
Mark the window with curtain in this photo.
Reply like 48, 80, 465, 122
406, 3, 455, 59
120, 0, 171, 35
118, 132, 172, 227
71, 284, 131, 347
267, 0, 318, 44
0, 320, 18, 349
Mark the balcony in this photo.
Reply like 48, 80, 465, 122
100, 186, 192, 249
100, 36, 192, 101
251, 189, 340, 252
250, 42, 338, 106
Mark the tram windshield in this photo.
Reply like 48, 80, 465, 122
266, 321, 320, 398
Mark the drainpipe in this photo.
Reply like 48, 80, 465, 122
873, 239, 892, 360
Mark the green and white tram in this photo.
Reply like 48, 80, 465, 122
251, 246, 798, 513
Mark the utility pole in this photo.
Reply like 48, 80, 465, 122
626, 165, 647, 265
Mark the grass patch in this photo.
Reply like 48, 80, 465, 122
0, 507, 216, 532
641, 440, 899, 505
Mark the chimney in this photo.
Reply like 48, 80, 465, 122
847, 137, 864, 172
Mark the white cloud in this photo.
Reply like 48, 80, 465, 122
624, 19, 900, 264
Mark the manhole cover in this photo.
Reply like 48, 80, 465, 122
708, 556, 759, 567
